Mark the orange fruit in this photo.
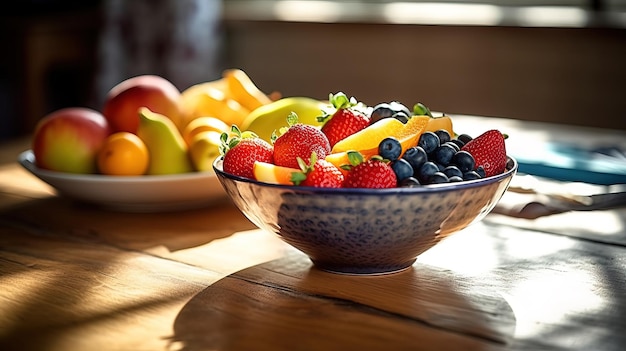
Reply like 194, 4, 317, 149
253, 161, 299, 185
97, 132, 149, 176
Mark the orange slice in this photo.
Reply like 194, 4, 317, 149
331, 115, 431, 156
331, 118, 403, 154
253, 161, 299, 185
324, 152, 351, 177
425, 115, 454, 136
326, 115, 431, 173
397, 115, 432, 152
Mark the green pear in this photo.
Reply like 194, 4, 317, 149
137, 107, 194, 175
241, 97, 327, 143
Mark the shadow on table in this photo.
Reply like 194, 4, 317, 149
170, 250, 516, 350
0, 195, 259, 350
0, 195, 257, 253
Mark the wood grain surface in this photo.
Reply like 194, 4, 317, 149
1, 135, 625, 351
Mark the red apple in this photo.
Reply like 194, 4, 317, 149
102, 75, 182, 133
32, 107, 111, 174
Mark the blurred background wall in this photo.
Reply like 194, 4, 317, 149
1, 0, 625, 142
223, 20, 626, 130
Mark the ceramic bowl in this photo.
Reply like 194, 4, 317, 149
214, 157, 517, 275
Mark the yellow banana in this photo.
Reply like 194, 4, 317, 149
181, 78, 228, 99
179, 78, 228, 129
182, 116, 229, 147
223, 68, 272, 112
180, 85, 250, 127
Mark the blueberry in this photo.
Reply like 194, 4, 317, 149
417, 132, 440, 154
457, 133, 473, 144
370, 102, 410, 124
449, 139, 465, 148
430, 172, 449, 184
378, 137, 402, 161
388, 101, 411, 116
475, 166, 486, 178
399, 176, 421, 187
417, 161, 439, 184
449, 175, 463, 182
432, 144, 457, 166
369, 103, 394, 124
392, 158, 414, 182
402, 146, 428, 173
463, 170, 482, 181
451, 150, 475, 173
443, 165, 463, 179
392, 111, 410, 124
444, 141, 460, 152
434, 129, 451, 144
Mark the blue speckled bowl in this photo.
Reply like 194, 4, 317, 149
214, 157, 517, 275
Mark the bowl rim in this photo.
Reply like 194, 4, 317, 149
213, 156, 517, 194
18, 149, 216, 184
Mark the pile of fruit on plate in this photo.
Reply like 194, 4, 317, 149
30, 68, 508, 189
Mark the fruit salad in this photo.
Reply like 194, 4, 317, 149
219, 92, 508, 188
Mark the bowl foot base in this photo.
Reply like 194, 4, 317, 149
311, 259, 416, 276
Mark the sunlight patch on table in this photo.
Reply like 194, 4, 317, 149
503, 230, 575, 258
535, 210, 624, 238
417, 225, 499, 276
503, 269, 605, 340
0, 269, 58, 335
489, 209, 625, 241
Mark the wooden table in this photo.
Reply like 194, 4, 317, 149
1, 117, 625, 351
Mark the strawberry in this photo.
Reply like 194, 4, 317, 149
342, 153, 397, 189
291, 152, 344, 188
221, 126, 273, 179
273, 112, 331, 169
460, 129, 507, 177
318, 92, 370, 148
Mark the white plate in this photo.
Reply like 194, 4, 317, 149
18, 150, 226, 212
